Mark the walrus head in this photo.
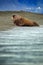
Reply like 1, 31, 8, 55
11, 15, 24, 26
11, 15, 21, 20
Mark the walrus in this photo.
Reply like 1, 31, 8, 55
11, 15, 39, 26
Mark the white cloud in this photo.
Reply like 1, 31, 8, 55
37, 7, 41, 10
26, 7, 31, 10
23, 6, 43, 13
33, 7, 43, 13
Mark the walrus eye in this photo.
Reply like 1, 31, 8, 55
13, 15, 16, 18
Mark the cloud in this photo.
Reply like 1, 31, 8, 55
34, 7, 43, 13
24, 6, 43, 13
26, 8, 31, 10
37, 7, 41, 9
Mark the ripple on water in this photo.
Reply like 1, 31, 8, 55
0, 27, 43, 65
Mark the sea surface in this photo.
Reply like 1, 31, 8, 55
0, 26, 43, 65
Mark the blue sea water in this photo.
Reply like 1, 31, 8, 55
0, 26, 43, 65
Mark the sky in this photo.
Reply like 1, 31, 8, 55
0, 0, 43, 14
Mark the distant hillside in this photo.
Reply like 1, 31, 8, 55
0, 11, 43, 14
